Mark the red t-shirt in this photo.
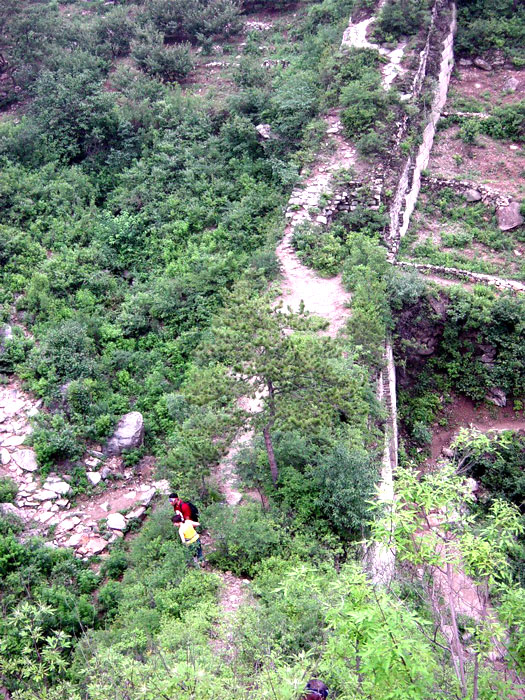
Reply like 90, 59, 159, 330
173, 500, 192, 521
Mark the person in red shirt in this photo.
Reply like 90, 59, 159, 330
169, 492, 191, 521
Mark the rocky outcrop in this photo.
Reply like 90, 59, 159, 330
0, 381, 170, 559
497, 202, 524, 231
105, 412, 144, 456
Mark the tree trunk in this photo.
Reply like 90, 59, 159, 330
263, 379, 279, 485
263, 425, 279, 485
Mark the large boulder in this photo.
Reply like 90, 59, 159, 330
497, 202, 524, 231
105, 412, 144, 456
12, 449, 38, 472
465, 189, 482, 203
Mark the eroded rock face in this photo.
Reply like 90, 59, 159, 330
105, 412, 144, 456
486, 388, 507, 407
497, 202, 524, 231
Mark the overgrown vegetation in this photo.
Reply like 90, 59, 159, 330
1, 1, 525, 698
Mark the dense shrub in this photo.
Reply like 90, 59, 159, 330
315, 445, 379, 536
375, 0, 429, 41
205, 503, 284, 576
0, 477, 18, 504
132, 29, 194, 83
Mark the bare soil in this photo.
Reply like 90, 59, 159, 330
449, 65, 523, 108
428, 127, 524, 198
428, 393, 525, 464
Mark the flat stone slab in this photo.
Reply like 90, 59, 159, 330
0, 448, 10, 465
34, 489, 58, 501
11, 449, 38, 472
44, 480, 71, 496
1, 435, 26, 448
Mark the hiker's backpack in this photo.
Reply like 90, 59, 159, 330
186, 501, 199, 521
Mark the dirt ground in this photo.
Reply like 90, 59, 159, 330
427, 393, 525, 464
428, 127, 524, 198
426, 64, 524, 197
449, 65, 523, 108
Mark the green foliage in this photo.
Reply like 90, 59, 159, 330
29, 413, 82, 470
375, 0, 430, 41
0, 477, 18, 503
481, 101, 525, 143
315, 445, 379, 537
205, 503, 284, 576
132, 28, 194, 83
145, 0, 243, 43
340, 73, 392, 138
455, 0, 525, 59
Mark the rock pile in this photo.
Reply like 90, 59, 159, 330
0, 382, 170, 558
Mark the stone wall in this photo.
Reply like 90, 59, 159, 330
387, 0, 457, 256
420, 175, 514, 208
397, 260, 525, 293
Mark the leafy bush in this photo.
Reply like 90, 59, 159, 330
100, 550, 129, 581
375, 0, 429, 40
0, 477, 18, 504
315, 445, 379, 536
29, 413, 83, 470
340, 75, 390, 137
204, 503, 284, 576
132, 29, 194, 83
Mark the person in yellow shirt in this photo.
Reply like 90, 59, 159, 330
172, 513, 204, 566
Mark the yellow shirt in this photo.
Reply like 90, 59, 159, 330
181, 521, 199, 544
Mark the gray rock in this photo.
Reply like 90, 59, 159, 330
458, 58, 472, 67
12, 449, 38, 472
64, 532, 83, 548
502, 76, 519, 93
87, 471, 102, 486
255, 124, 275, 140
441, 447, 454, 458
105, 412, 144, 456
473, 57, 492, 71
140, 487, 156, 507
81, 537, 107, 556
486, 388, 506, 407
107, 512, 127, 531
1, 325, 13, 341
0, 502, 25, 519
0, 447, 10, 465
465, 189, 482, 202
57, 517, 81, 533
153, 479, 171, 494
100, 466, 111, 480
497, 202, 524, 231
127, 506, 146, 520
34, 489, 58, 501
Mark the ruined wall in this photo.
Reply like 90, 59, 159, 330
420, 175, 514, 208
387, 0, 457, 256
